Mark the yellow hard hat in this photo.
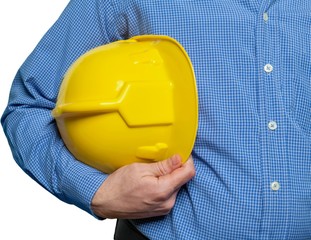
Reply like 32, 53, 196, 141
52, 35, 198, 173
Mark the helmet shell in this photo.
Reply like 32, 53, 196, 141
52, 35, 198, 173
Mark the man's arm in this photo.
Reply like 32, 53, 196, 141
1, 0, 119, 216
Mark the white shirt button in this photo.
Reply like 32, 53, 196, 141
268, 121, 277, 130
264, 64, 273, 73
263, 12, 269, 22
271, 181, 280, 191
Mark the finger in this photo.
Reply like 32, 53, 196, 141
148, 154, 183, 176
153, 190, 179, 216
159, 156, 195, 191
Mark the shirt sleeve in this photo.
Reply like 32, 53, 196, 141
1, 0, 123, 217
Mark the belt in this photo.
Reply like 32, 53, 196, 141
114, 219, 150, 240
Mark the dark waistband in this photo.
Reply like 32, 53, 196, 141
114, 219, 149, 240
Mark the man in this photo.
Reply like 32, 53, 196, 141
2, 0, 311, 239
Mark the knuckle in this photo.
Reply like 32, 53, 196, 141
154, 190, 170, 202
144, 185, 168, 202
161, 199, 176, 214
185, 164, 196, 178
156, 161, 167, 176
188, 167, 196, 178
166, 198, 176, 210
161, 209, 171, 215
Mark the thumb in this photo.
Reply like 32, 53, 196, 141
149, 155, 182, 177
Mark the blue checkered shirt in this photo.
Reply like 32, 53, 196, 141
2, 1, 311, 239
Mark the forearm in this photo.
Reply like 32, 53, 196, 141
1, 73, 107, 215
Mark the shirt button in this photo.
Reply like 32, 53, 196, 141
264, 64, 273, 73
271, 181, 280, 191
268, 121, 277, 130
263, 12, 269, 22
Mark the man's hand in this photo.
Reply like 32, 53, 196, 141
91, 155, 195, 219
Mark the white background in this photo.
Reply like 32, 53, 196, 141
0, 1, 116, 239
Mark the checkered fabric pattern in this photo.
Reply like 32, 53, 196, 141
2, 0, 311, 239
